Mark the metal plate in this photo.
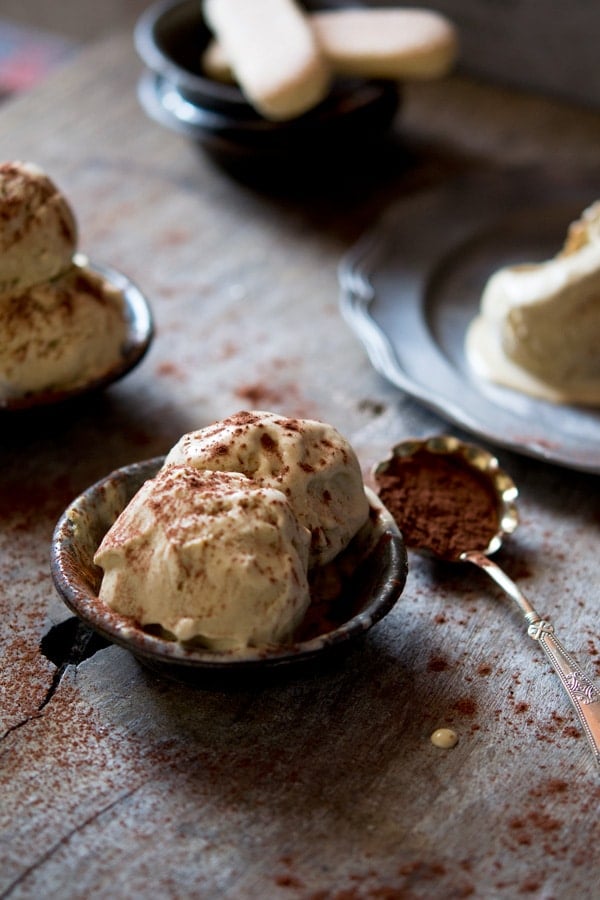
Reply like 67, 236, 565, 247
339, 168, 600, 473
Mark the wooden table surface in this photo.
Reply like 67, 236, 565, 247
1, 30, 600, 900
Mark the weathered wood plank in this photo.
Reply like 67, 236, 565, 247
1, 31, 599, 900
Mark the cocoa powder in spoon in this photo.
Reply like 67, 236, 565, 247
375, 448, 500, 560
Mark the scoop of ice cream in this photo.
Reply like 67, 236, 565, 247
164, 410, 370, 566
94, 467, 312, 650
0, 262, 127, 399
0, 161, 77, 295
465, 200, 600, 405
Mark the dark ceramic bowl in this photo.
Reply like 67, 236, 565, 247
134, 0, 401, 168
0, 257, 153, 412
50, 456, 407, 684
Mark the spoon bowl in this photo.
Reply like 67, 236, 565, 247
374, 435, 600, 767
374, 435, 519, 561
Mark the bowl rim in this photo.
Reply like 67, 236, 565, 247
50, 456, 408, 674
133, 0, 247, 105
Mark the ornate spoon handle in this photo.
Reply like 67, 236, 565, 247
462, 550, 600, 766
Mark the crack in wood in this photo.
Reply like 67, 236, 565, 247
0, 713, 43, 745
38, 616, 110, 709
1, 620, 110, 747
0, 782, 147, 898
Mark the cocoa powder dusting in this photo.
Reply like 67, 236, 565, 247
375, 449, 500, 560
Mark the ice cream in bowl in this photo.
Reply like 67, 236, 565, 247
50, 411, 407, 682
0, 161, 153, 410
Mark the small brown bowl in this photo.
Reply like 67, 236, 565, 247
50, 457, 407, 685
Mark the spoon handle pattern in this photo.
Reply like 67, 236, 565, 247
527, 620, 600, 766
462, 550, 600, 767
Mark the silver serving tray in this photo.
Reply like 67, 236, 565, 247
339, 168, 600, 474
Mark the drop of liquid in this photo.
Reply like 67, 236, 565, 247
430, 727, 458, 749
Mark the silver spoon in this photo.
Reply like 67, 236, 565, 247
374, 435, 600, 767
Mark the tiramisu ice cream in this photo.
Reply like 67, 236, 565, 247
465, 200, 600, 405
0, 161, 77, 295
164, 410, 370, 566
0, 161, 127, 401
95, 467, 311, 650
93, 412, 371, 650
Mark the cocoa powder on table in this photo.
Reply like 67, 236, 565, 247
375, 448, 500, 560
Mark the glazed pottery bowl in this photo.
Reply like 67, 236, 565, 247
50, 456, 408, 684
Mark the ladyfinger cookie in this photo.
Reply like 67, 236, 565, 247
202, 0, 331, 121
314, 8, 458, 79
203, 7, 458, 85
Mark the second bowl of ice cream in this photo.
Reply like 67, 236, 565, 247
0, 161, 154, 410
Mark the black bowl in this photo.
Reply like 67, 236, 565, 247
134, 0, 401, 168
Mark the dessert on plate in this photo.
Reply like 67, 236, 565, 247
465, 200, 600, 405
